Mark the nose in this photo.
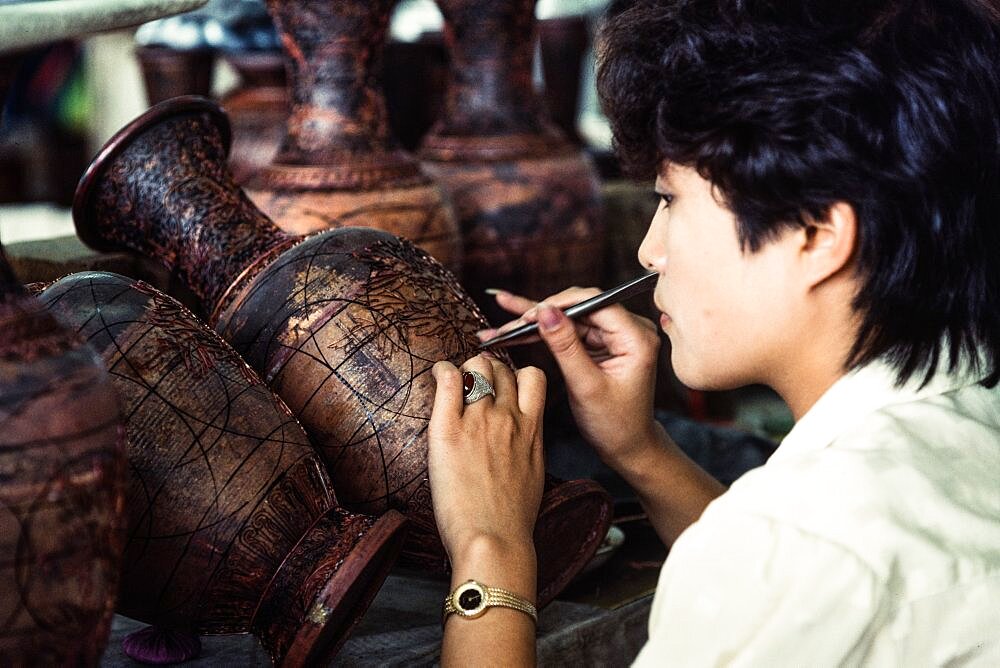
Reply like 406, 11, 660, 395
637, 210, 664, 272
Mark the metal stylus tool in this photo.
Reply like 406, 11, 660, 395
477, 271, 659, 349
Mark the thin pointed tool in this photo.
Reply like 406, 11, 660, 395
478, 271, 659, 349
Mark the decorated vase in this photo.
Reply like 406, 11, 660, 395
73, 97, 613, 606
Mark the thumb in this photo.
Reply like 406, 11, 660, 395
536, 302, 602, 394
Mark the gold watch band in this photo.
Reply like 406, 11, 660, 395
443, 580, 538, 625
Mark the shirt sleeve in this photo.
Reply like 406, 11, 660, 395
632, 510, 889, 667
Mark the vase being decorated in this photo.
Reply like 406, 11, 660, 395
420, 0, 605, 323
0, 246, 126, 665
73, 97, 612, 606
245, 0, 462, 274
37, 271, 406, 666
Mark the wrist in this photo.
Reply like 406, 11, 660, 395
593, 416, 664, 467
448, 533, 537, 602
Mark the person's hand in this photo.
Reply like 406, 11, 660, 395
428, 354, 546, 571
481, 288, 661, 465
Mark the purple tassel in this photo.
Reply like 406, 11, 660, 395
122, 625, 202, 664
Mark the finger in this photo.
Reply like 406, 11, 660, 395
490, 289, 537, 316
460, 354, 497, 407
515, 366, 547, 419
536, 302, 605, 394
475, 327, 499, 342
544, 286, 602, 308
495, 287, 602, 336
497, 287, 603, 322
490, 287, 599, 331
487, 356, 518, 408
430, 361, 464, 426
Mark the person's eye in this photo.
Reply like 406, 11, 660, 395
658, 193, 674, 207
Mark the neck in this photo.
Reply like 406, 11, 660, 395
769, 294, 860, 422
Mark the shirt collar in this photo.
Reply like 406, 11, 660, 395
770, 348, 989, 463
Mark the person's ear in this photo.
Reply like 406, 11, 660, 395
799, 201, 857, 289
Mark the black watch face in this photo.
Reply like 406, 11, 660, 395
459, 588, 483, 611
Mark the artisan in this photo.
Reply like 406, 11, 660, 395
428, 0, 1000, 664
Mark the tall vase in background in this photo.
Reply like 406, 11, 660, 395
246, 0, 462, 274
538, 15, 589, 146
420, 0, 604, 320
136, 45, 215, 106
73, 97, 613, 606
0, 246, 126, 664
222, 50, 288, 185
37, 272, 407, 666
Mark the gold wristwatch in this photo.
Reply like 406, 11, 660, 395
443, 580, 538, 624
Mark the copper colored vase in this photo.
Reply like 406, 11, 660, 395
420, 0, 605, 323
245, 0, 462, 274
0, 248, 126, 664
221, 50, 288, 185
73, 97, 612, 606
36, 272, 407, 665
538, 16, 589, 145
136, 45, 215, 106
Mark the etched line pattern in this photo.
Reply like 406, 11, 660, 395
224, 234, 498, 526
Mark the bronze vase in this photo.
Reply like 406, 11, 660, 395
245, 0, 463, 274
136, 45, 216, 106
221, 50, 289, 185
0, 248, 126, 664
73, 97, 612, 606
420, 0, 605, 321
36, 271, 407, 665
538, 16, 590, 145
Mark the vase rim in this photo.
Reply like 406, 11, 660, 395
72, 95, 232, 253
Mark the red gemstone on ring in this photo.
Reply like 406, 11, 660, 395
462, 371, 476, 397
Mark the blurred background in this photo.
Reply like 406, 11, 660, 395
0, 0, 793, 453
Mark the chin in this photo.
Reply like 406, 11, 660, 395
671, 353, 743, 392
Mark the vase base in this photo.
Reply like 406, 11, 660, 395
253, 508, 408, 666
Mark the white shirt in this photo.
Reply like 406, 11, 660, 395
634, 356, 1000, 666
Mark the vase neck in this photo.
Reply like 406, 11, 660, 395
268, 0, 399, 163
82, 107, 293, 315
436, 0, 550, 136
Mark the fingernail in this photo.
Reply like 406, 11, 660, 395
537, 302, 562, 332
484, 288, 508, 296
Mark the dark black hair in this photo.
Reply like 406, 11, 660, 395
597, 0, 1000, 387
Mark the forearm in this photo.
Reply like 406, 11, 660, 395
610, 421, 726, 545
441, 536, 538, 667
